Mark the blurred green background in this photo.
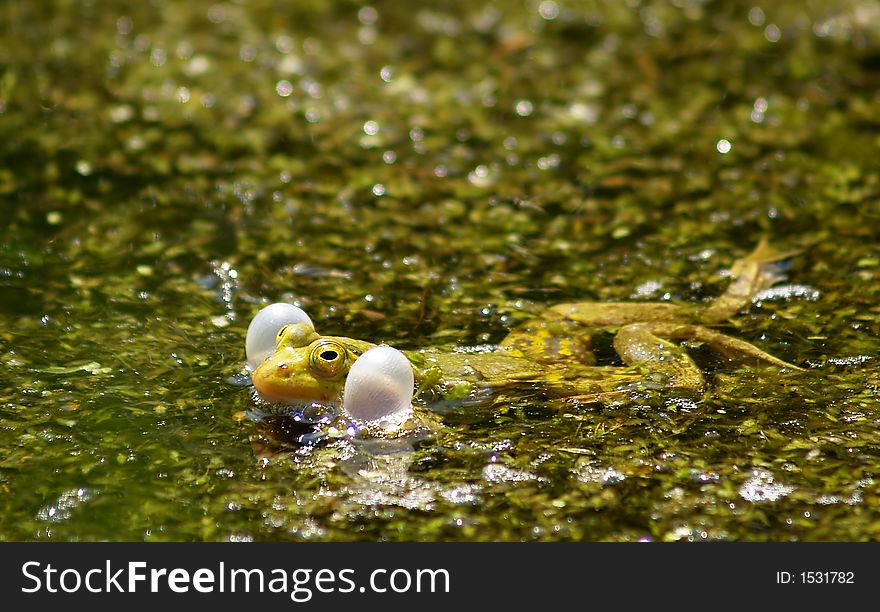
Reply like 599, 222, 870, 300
1, 0, 879, 541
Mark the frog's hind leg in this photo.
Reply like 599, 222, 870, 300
613, 322, 802, 392
612, 323, 706, 393
677, 325, 803, 371
504, 302, 691, 368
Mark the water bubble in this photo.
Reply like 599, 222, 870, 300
764, 23, 781, 42
185, 55, 211, 76
716, 139, 732, 154
536, 154, 560, 170
538, 1, 559, 20
358, 6, 378, 24
110, 105, 134, 123
239, 44, 256, 62
275, 35, 294, 54
303, 80, 322, 98
175, 41, 193, 60
468, 165, 495, 187
116, 16, 133, 35
278, 55, 303, 74
275, 80, 293, 97
75, 160, 93, 176
515, 99, 534, 116
747, 6, 765, 26
175, 87, 191, 103
207, 4, 227, 24
363, 120, 379, 135
149, 47, 166, 67
568, 102, 598, 123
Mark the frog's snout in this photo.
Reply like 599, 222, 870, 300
251, 359, 294, 402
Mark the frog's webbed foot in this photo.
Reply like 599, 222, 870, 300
613, 322, 802, 390
700, 240, 801, 323
685, 325, 803, 371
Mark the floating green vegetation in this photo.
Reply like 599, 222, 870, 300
0, 0, 878, 541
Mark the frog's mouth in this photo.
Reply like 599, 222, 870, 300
251, 356, 345, 406
251, 384, 342, 410
250, 385, 342, 418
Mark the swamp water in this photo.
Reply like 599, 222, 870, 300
1, 0, 879, 541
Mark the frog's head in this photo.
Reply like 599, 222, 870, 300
245, 303, 415, 421
252, 322, 372, 406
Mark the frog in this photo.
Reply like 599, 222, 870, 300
248, 241, 803, 423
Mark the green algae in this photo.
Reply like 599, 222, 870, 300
0, 0, 879, 541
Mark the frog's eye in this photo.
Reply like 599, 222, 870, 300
246, 303, 314, 369
342, 346, 414, 422
309, 341, 347, 377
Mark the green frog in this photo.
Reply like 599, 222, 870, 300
249, 242, 803, 422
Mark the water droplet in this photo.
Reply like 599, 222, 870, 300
149, 47, 166, 67
748, 6, 765, 26
568, 102, 597, 123
753, 97, 768, 113
116, 16, 133, 35
278, 55, 303, 74
764, 23, 781, 42
358, 6, 378, 24
536, 154, 560, 170
363, 120, 379, 135
538, 1, 559, 20
275, 35, 294, 54
75, 160, 93, 176
468, 165, 495, 187
185, 55, 211, 76
239, 44, 256, 62
515, 99, 534, 116
176, 87, 191, 104
275, 80, 293, 97
110, 105, 134, 123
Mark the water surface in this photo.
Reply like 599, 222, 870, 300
1, 0, 879, 541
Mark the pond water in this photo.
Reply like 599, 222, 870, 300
1, 0, 879, 541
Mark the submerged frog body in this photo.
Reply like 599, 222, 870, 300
249, 242, 802, 419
